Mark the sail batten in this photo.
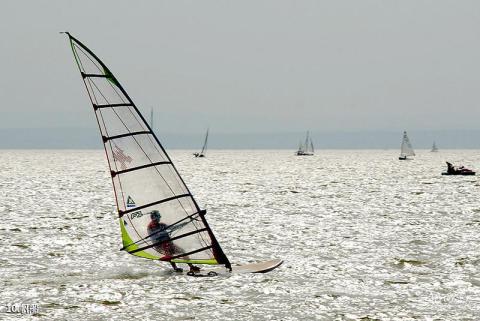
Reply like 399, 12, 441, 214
105, 130, 151, 141
94, 103, 133, 109
82, 73, 111, 78
65, 33, 231, 268
112, 161, 172, 176
164, 246, 214, 261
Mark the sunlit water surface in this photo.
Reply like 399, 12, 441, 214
1, 149, 480, 320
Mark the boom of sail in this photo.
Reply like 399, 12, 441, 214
193, 129, 209, 158
399, 131, 415, 160
296, 131, 314, 156
64, 33, 230, 269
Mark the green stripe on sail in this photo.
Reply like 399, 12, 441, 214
171, 259, 218, 265
120, 219, 159, 260
103, 67, 120, 86
69, 38, 83, 72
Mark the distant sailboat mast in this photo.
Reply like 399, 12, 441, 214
150, 107, 154, 130
201, 128, 209, 155
304, 131, 310, 152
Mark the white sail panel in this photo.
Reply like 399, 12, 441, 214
87, 77, 129, 105
105, 137, 169, 171
96, 107, 148, 137
113, 166, 188, 208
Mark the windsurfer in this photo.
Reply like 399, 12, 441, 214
147, 210, 200, 273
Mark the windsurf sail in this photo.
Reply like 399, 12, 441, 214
431, 141, 438, 152
400, 131, 415, 158
64, 32, 230, 269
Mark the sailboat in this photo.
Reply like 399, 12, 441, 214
193, 129, 208, 158
63, 33, 282, 275
399, 131, 415, 160
296, 131, 314, 156
431, 141, 438, 152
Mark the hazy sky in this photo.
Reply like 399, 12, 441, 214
1, 1, 480, 141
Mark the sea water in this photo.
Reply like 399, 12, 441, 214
1, 149, 480, 320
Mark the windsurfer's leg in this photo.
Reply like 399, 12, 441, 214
170, 243, 200, 272
188, 263, 200, 272
159, 243, 182, 272
170, 261, 183, 272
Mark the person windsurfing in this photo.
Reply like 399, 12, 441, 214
147, 210, 200, 273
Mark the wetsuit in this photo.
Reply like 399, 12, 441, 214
147, 220, 181, 258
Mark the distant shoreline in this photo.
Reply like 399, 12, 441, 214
1, 128, 479, 149
1, 148, 479, 151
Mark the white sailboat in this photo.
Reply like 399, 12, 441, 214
296, 131, 314, 156
193, 129, 209, 158
399, 131, 415, 160
431, 141, 438, 152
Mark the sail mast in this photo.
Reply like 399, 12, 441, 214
304, 131, 309, 153
200, 128, 209, 155
64, 32, 231, 269
150, 107, 154, 130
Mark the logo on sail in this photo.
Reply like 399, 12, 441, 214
126, 196, 136, 208
130, 211, 144, 219
113, 144, 132, 170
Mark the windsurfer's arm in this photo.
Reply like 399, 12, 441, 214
147, 224, 171, 242
167, 221, 190, 233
